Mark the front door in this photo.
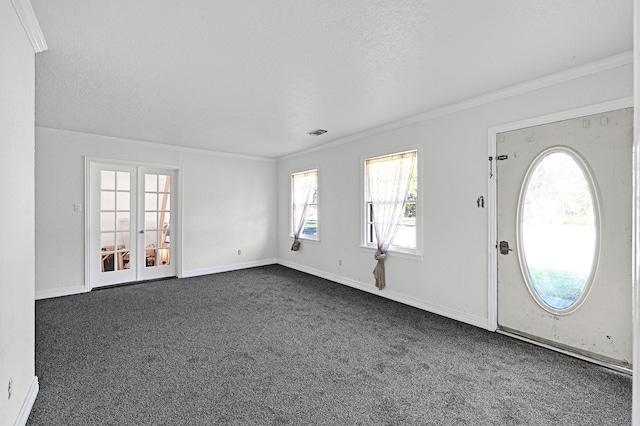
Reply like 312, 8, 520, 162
88, 161, 178, 288
496, 107, 633, 370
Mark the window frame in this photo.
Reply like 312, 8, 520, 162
361, 147, 422, 259
290, 167, 320, 242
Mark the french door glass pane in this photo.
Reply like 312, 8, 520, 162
159, 175, 170, 192
145, 174, 157, 192
101, 191, 115, 210
116, 212, 130, 230
117, 172, 130, 190
101, 232, 115, 247
101, 170, 115, 190
146, 231, 158, 247
101, 212, 115, 231
145, 193, 157, 211
145, 212, 158, 230
100, 170, 132, 274
117, 192, 130, 210
144, 173, 171, 268
161, 194, 171, 210
116, 232, 130, 250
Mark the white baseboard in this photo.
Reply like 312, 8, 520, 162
35, 260, 490, 332
278, 259, 490, 330
182, 258, 278, 278
35, 285, 86, 300
13, 376, 38, 426
35, 260, 280, 299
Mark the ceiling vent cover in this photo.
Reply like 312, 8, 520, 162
307, 129, 328, 136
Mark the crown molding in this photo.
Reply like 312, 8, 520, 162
35, 127, 276, 163
279, 51, 633, 162
10, 0, 47, 53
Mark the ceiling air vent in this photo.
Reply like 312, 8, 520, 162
307, 129, 328, 136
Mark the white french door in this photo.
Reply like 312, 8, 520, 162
496, 107, 633, 370
88, 161, 178, 288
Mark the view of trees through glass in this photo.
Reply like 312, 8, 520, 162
521, 151, 596, 310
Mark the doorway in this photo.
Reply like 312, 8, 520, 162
87, 160, 179, 289
489, 101, 633, 371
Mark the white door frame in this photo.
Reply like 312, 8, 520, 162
633, 2, 640, 418
84, 157, 183, 291
487, 97, 633, 332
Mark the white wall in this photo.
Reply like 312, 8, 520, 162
277, 62, 633, 329
0, 0, 38, 423
35, 129, 277, 297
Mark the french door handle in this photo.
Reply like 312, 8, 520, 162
139, 231, 144, 234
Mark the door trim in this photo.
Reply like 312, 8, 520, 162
84, 157, 183, 291
487, 97, 633, 332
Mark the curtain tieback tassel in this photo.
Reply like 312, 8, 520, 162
373, 248, 387, 290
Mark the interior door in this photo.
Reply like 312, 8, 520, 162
496, 108, 633, 369
89, 162, 177, 288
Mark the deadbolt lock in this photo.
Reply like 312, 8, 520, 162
499, 241, 513, 255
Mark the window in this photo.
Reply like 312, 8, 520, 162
365, 150, 417, 251
291, 169, 318, 240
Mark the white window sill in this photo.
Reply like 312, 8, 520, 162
290, 236, 320, 244
359, 245, 423, 261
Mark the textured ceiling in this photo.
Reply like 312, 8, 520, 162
31, 0, 633, 159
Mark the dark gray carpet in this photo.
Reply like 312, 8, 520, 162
28, 265, 631, 425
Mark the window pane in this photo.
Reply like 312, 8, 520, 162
101, 232, 115, 248
101, 170, 115, 190
116, 212, 130, 230
116, 191, 130, 211
145, 174, 157, 192
101, 212, 115, 232
159, 175, 171, 192
392, 225, 416, 248
161, 212, 171, 227
101, 191, 115, 211
117, 251, 130, 271
365, 151, 417, 249
291, 169, 319, 239
403, 202, 416, 223
145, 248, 156, 267
302, 205, 318, 237
116, 232, 130, 250
158, 248, 170, 266
117, 172, 130, 190
145, 231, 158, 248
101, 251, 115, 272
159, 194, 170, 211
145, 212, 158, 230
521, 152, 596, 310
145, 193, 158, 211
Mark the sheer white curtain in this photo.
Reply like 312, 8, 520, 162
366, 151, 416, 289
291, 170, 317, 251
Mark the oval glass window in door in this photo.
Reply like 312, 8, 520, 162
519, 148, 599, 312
